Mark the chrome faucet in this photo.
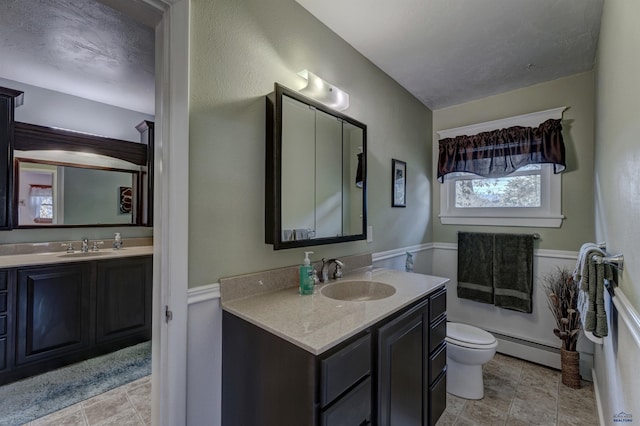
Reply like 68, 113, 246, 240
320, 258, 345, 282
81, 238, 89, 253
61, 242, 74, 253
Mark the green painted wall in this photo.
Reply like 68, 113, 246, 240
594, 0, 640, 311
189, 0, 432, 287
432, 71, 596, 251
63, 167, 134, 225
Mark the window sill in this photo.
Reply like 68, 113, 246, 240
438, 214, 564, 228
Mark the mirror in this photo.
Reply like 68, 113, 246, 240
12, 121, 153, 228
15, 159, 139, 226
266, 84, 367, 250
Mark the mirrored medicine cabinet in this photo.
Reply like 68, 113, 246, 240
265, 83, 367, 250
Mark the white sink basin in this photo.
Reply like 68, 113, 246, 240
321, 280, 396, 302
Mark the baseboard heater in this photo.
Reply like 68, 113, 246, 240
487, 329, 593, 381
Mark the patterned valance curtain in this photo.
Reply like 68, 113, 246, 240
437, 118, 566, 182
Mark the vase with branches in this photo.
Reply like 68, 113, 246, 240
541, 266, 582, 388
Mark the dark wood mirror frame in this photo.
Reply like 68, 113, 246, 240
0, 86, 153, 230
12, 122, 154, 228
265, 83, 368, 250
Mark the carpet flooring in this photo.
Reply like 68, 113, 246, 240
0, 341, 151, 426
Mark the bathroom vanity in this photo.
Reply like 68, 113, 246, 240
0, 246, 152, 385
221, 265, 448, 425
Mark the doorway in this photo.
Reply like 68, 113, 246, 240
0, 0, 189, 423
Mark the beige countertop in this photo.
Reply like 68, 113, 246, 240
222, 267, 449, 355
0, 245, 153, 268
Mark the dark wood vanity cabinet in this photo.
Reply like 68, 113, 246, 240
0, 88, 23, 230
0, 269, 10, 372
377, 287, 447, 426
96, 257, 152, 344
0, 255, 152, 385
16, 263, 92, 366
222, 285, 447, 426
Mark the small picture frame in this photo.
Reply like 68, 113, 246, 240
119, 186, 133, 214
392, 159, 406, 207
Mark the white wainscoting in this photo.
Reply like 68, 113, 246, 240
186, 284, 222, 426
372, 243, 434, 274
593, 287, 640, 426
430, 243, 594, 379
185, 243, 615, 425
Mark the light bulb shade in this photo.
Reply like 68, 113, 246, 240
297, 70, 350, 111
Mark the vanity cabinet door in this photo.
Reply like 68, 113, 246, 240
95, 256, 152, 345
377, 299, 429, 426
0, 269, 9, 372
15, 263, 92, 365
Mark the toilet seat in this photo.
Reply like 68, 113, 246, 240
446, 322, 497, 349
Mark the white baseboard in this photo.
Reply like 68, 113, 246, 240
492, 331, 593, 380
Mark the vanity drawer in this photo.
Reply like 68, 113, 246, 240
429, 342, 447, 384
321, 376, 371, 426
0, 293, 6, 313
321, 333, 371, 406
429, 287, 446, 322
429, 314, 447, 353
0, 315, 6, 335
0, 270, 6, 291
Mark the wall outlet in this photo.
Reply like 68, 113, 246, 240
367, 225, 373, 243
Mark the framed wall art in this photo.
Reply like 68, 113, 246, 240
392, 159, 406, 207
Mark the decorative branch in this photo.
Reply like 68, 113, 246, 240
542, 267, 581, 351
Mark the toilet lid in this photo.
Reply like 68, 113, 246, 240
447, 322, 496, 346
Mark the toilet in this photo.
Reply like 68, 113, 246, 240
446, 322, 498, 400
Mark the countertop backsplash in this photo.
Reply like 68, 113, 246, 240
219, 252, 373, 304
0, 237, 153, 256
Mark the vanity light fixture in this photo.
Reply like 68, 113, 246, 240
297, 69, 349, 111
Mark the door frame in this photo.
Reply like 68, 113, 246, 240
140, 0, 190, 424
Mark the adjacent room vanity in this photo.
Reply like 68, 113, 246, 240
220, 261, 448, 425
0, 245, 152, 385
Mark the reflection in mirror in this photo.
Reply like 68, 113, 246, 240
10, 121, 153, 229
266, 84, 367, 250
15, 156, 140, 227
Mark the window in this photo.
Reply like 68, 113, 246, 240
29, 185, 54, 224
436, 108, 566, 227
440, 164, 563, 227
455, 164, 541, 208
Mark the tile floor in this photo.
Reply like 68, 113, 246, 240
437, 353, 598, 426
26, 353, 597, 426
24, 375, 151, 426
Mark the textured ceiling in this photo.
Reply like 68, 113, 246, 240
296, 0, 604, 109
0, 0, 155, 114
0, 0, 603, 115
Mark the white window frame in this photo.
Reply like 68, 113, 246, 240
436, 107, 566, 228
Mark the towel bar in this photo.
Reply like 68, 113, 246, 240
457, 231, 540, 239
592, 253, 624, 271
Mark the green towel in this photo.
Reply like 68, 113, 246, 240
493, 233, 534, 313
457, 232, 494, 304
582, 253, 613, 337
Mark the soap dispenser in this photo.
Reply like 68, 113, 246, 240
113, 233, 123, 250
299, 251, 315, 295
